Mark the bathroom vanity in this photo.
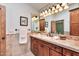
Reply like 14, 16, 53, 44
30, 33, 79, 56
30, 4, 79, 56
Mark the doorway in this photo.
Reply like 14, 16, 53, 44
39, 19, 45, 32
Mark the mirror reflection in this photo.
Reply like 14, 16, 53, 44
31, 3, 79, 36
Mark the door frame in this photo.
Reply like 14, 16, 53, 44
0, 5, 6, 55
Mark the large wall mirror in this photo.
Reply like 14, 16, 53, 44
31, 3, 79, 36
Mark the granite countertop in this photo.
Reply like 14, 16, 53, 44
29, 33, 79, 53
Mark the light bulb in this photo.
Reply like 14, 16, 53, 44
32, 17, 36, 21
64, 5, 69, 9
56, 4, 60, 9
33, 17, 36, 20
45, 10, 48, 14
55, 9, 58, 13
48, 12, 52, 15
42, 11, 45, 16
52, 7, 55, 11
48, 8, 51, 13
32, 17, 34, 20
52, 11, 54, 14
46, 13, 49, 16
59, 7, 63, 11
40, 13, 43, 16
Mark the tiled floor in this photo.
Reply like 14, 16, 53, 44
21, 51, 34, 56
6, 34, 34, 56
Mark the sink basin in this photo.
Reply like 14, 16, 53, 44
53, 36, 60, 40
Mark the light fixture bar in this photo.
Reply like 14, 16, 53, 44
40, 3, 69, 17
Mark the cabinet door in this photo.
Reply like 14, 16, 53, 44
39, 43, 49, 56
70, 8, 79, 36
72, 52, 79, 56
43, 45, 49, 56
63, 48, 72, 56
38, 44, 43, 56
49, 49, 62, 56
31, 37, 39, 55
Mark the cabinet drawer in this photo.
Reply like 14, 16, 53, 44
50, 49, 62, 56
63, 48, 72, 56
55, 45, 62, 53
50, 44, 62, 53
32, 48, 39, 56
72, 52, 79, 56
49, 44, 56, 50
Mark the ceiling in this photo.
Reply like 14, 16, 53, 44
28, 3, 49, 11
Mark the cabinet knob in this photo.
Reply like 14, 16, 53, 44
2, 37, 5, 40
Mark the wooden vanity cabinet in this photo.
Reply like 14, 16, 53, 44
31, 37, 49, 56
30, 36, 79, 56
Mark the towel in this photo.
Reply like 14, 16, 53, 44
19, 27, 27, 44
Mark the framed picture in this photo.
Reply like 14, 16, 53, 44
20, 16, 28, 26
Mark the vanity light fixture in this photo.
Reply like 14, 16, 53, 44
40, 3, 69, 17
32, 16, 38, 21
